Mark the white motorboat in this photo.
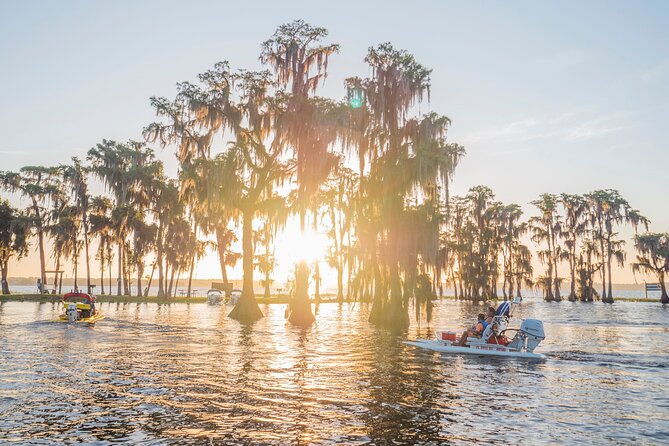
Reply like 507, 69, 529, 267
405, 303, 546, 360
229, 289, 242, 305
206, 289, 224, 304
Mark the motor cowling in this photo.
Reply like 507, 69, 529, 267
66, 303, 78, 323
520, 319, 545, 352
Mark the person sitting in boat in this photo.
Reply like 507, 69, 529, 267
457, 313, 488, 346
485, 306, 496, 325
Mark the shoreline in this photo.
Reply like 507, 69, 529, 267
0, 294, 661, 304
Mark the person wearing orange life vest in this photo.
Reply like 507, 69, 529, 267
457, 313, 488, 346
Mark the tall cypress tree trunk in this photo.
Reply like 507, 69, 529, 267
599, 232, 607, 301
145, 261, 156, 297
167, 265, 175, 298
1, 262, 9, 294
123, 249, 131, 296
606, 237, 614, 303
174, 267, 181, 298
136, 264, 143, 297
108, 254, 112, 296
337, 265, 344, 302
33, 201, 47, 289
73, 253, 78, 292
551, 228, 561, 302
216, 227, 229, 285
83, 218, 91, 293
569, 246, 577, 301
117, 243, 122, 296
187, 255, 195, 298
37, 228, 46, 290
157, 227, 165, 297
54, 256, 61, 293
229, 207, 263, 321
100, 253, 105, 295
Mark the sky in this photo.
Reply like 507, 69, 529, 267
1, 0, 668, 286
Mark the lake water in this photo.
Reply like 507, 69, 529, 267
0, 300, 667, 445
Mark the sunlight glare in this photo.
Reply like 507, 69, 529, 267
282, 228, 329, 265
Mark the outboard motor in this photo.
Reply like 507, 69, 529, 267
66, 303, 78, 323
507, 319, 545, 352
520, 319, 545, 352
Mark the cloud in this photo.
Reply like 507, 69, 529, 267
565, 115, 627, 141
462, 109, 632, 145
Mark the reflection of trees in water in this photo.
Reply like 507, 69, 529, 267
289, 327, 315, 445
236, 322, 256, 386
363, 329, 447, 444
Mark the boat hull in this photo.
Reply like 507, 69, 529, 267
57, 313, 105, 324
405, 339, 546, 360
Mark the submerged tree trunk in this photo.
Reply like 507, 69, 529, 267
229, 208, 263, 322
368, 263, 384, 324
288, 259, 314, 326
659, 272, 669, 304
384, 263, 408, 331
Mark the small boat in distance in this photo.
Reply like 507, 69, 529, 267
57, 292, 105, 324
206, 289, 224, 304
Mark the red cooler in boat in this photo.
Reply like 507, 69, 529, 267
440, 331, 457, 342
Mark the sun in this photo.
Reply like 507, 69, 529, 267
271, 216, 331, 270
280, 227, 330, 265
